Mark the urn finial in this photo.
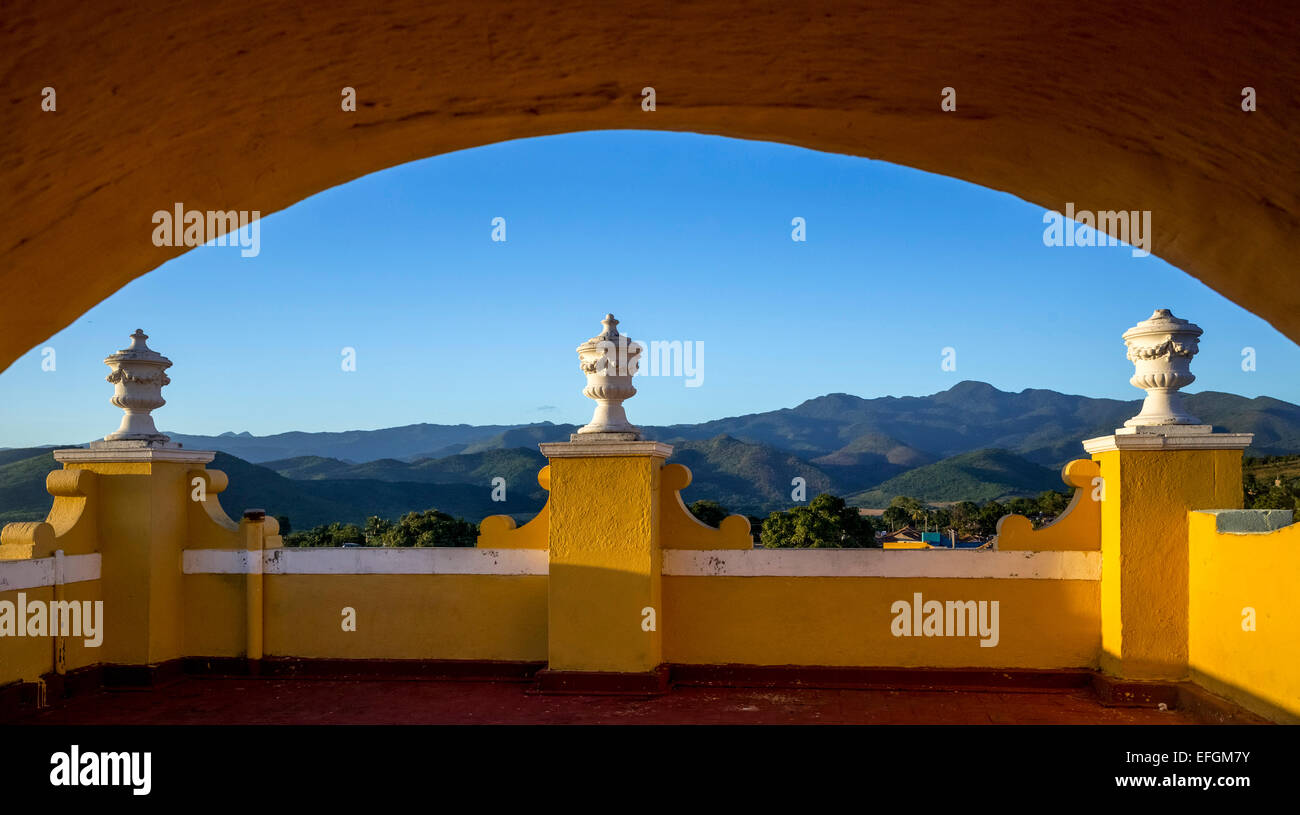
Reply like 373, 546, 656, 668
574, 313, 643, 438
1121, 308, 1203, 427
102, 329, 175, 445
1081, 309, 1253, 453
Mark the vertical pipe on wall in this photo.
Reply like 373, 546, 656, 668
243, 511, 266, 670
53, 549, 66, 675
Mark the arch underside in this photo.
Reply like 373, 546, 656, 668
2, 0, 1298, 370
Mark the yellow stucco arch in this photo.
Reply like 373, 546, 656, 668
3, 1, 1298, 371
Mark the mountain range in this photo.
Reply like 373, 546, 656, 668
163, 382, 1300, 466
3, 382, 1298, 526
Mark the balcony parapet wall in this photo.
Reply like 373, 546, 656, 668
4, 313, 1296, 721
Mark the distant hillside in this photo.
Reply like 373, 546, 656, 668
1245, 454, 1300, 486
212, 453, 544, 528
812, 432, 934, 468
0, 447, 61, 523
0, 449, 545, 529
453, 425, 581, 456
160, 383, 1300, 469
165, 423, 535, 464
808, 432, 935, 490
848, 449, 1062, 507
647, 382, 1131, 464
656, 383, 1300, 465
1186, 392, 1300, 455
268, 436, 842, 516
7, 383, 1300, 526
666, 436, 836, 515
266, 448, 548, 487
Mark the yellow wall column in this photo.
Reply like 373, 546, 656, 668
243, 509, 268, 665
537, 438, 672, 691
1084, 431, 1251, 680
52, 446, 217, 669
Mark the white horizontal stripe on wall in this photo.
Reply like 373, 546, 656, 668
662, 549, 1101, 580
0, 553, 102, 592
183, 547, 548, 576
182, 548, 1100, 579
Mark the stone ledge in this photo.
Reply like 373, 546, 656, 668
1081, 430, 1253, 453
1116, 424, 1214, 435
539, 439, 673, 459
1197, 509, 1296, 534
569, 430, 639, 442
54, 446, 215, 464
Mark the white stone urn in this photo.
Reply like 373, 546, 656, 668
575, 313, 643, 437
1122, 308, 1203, 427
103, 329, 174, 443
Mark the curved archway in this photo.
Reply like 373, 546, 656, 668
3, 0, 1298, 370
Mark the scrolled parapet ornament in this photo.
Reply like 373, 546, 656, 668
1121, 309, 1203, 426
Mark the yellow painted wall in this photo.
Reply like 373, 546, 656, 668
184, 568, 1102, 669
0, 586, 54, 685
1188, 513, 1300, 723
0, 580, 103, 686
62, 460, 197, 667
663, 576, 1100, 668
1095, 448, 1242, 679
547, 455, 663, 672
56, 579, 104, 675
183, 573, 248, 658
147, 462, 190, 664
263, 575, 548, 661
2, 459, 246, 674
1098, 451, 1123, 673
71, 461, 151, 667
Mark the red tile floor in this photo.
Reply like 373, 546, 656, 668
13, 677, 1209, 724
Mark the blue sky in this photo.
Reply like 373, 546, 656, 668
2, 130, 1297, 448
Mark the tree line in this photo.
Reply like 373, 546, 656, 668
283, 509, 478, 547
274, 456, 1300, 550
279, 489, 1075, 549
688, 490, 1073, 549
1243, 457, 1300, 511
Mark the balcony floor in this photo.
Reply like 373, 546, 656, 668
13, 677, 1211, 725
